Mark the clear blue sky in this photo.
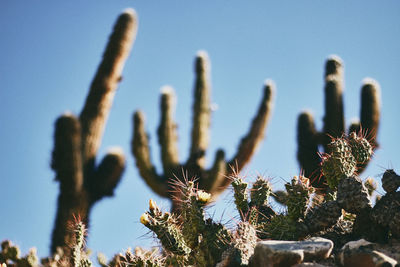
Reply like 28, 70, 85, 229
1, 0, 399, 262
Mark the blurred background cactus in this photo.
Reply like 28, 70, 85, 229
132, 51, 275, 210
297, 56, 381, 189
50, 9, 137, 254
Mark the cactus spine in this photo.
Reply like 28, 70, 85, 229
50, 9, 137, 254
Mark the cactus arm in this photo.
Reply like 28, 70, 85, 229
322, 57, 344, 151
188, 51, 211, 168
222, 81, 275, 190
132, 111, 169, 197
360, 79, 381, 146
79, 9, 137, 165
204, 149, 226, 193
88, 148, 125, 202
157, 86, 180, 174
51, 114, 84, 193
297, 112, 321, 183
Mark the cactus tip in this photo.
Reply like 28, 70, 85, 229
106, 146, 125, 156
362, 77, 380, 88
122, 8, 137, 17
327, 54, 343, 65
160, 85, 175, 95
264, 79, 275, 89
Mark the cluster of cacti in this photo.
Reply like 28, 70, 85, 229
132, 51, 275, 210
1, 217, 91, 267
0, 240, 39, 267
231, 133, 400, 246
231, 173, 313, 240
7, 5, 396, 266
297, 55, 381, 189
50, 9, 137, 255
137, 177, 260, 267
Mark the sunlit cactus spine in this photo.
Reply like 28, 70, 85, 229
297, 56, 380, 189
50, 9, 137, 254
132, 51, 275, 211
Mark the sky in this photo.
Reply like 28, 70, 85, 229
1, 0, 400, 263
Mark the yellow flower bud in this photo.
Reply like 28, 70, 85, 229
140, 213, 150, 225
149, 199, 157, 211
197, 190, 211, 203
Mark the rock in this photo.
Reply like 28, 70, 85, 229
249, 237, 333, 267
339, 239, 399, 267
293, 263, 330, 267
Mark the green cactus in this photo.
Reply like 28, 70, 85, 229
219, 222, 258, 266
231, 176, 250, 220
250, 176, 272, 209
297, 56, 380, 189
321, 134, 372, 190
50, 9, 137, 254
141, 200, 191, 256
70, 217, 92, 267
285, 176, 314, 221
132, 52, 275, 210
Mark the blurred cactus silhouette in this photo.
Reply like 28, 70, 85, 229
296, 56, 381, 189
50, 9, 137, 254
132, 51, 275, 210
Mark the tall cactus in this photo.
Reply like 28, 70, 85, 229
132, 51, 275, 209
297, 56, 380, 189
50, 9, 137, 254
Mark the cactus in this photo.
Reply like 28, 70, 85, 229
132, 52, 275, 210
139, 178, 271, 267
321, 133, 372, 190
1, 218, 91, 267
297, 56, 380, 189
50, 9, 137, 254
0, 240, 39, 267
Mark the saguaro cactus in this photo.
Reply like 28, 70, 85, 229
50, 9, 137, 253
297, 56, 380, 188
132, 51, 275, 208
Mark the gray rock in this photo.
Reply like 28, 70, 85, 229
339, 239, 399, 267
293, 263, 330, 267
249, 237, 333, 267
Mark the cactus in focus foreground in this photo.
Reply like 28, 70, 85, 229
139, 177, 260, 267
297, 56, 380, 189
1, 217, 92, 267
50, 9, 137, 254
132, 52, 275, 210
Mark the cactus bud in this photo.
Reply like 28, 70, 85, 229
149, 199, 157, 211
140, 213, 150, 225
